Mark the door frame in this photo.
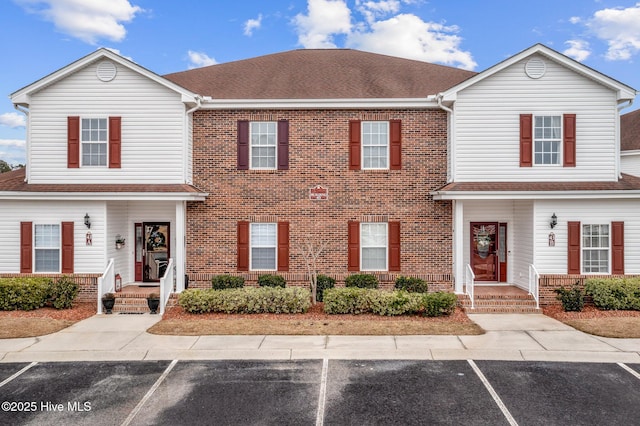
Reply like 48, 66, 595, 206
470, 222, 508, 282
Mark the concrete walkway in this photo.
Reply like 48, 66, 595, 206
1, 313, 639, 363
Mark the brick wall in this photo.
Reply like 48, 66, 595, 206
186, 108, 453, 290
539, 274, 640, 306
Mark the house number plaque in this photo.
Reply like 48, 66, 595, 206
309, 185, 328, 201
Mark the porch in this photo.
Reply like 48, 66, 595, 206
458, 285, 541, 314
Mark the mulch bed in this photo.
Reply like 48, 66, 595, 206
543, 304, 640, 321
0, 302, 96, 321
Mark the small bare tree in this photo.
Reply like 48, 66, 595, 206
296, 236, 329, 304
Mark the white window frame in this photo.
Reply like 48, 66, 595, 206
362, 121, 390, 170
533, 115, 562, 166
250, 223, 277, 271
360, 222, 388, 271
81, 117, 108, 167
34, 223, 61, 273
250, 121, 277, 170
582, 223, 610, 274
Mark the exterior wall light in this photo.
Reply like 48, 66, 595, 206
550, 213, 557, 229
84, 213, 91, 229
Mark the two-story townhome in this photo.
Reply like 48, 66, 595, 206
1, 49, 207, 311
431, 44, 639, 306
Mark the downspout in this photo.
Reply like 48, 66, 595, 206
436, 94, 454, 183
617, 99, 634, 179
184, 95, 202, 185
13, 104, 29, 181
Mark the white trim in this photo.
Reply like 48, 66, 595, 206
360, 222, 388, 271
361, 121, 390, 170
199, 97, 439, 110
249, 222, 277, 271
581, 223, 611, 275
249, 121, 278, 170
621, 150, 640, 156
0, 192, 208, 201
432, 190, 640, 200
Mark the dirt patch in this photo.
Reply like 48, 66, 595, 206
543, 305, 640, 338
0, 303, 96, 339
148, 304, 484, 336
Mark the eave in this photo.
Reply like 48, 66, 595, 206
199, 97, 439, 110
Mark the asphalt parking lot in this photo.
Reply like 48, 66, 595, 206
1, 360, 639, 425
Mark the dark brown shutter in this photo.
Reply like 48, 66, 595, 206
237, 221, 250, 271
520, 114, 533, 167
237, 121, 249, 170
61, 222, 74, 273
388, 221, 401, 271
277, 222, 289, 271
348, 221, 360, 271
612, 221, 624, 275
349, 120, 361, 170
108, 116, 121, 168
277, 120, 289, 170
20, 222, 33, 273
67, 116, 80, 168
389, 120, 402, 170
567, 221, 581, 274
563, 114, 576, 167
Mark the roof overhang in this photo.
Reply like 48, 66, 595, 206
432, 190, 640, 201
199, 97, 439, 110
0, 191, 208, 201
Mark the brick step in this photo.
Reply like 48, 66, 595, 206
108, 293, 178, 314
458, 294, 541, 314
464, 306, 543, 314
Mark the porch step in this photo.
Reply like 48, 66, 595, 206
458, 286, 542, 314
111, 290, 178, 314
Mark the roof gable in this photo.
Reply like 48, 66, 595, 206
11, 49, 197, 105
163, 49, 476, 100
440, 44, 637, 103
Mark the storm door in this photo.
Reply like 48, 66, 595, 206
134, 222, 170, 282
471, 222, 499, 282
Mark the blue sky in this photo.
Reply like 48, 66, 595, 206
1, 0, 639, 166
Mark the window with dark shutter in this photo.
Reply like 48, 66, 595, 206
563, 114, 576, 167
349, 121, 361, 170
237, 221, 250, 271
567, 221, 581, 274
277, 120, 289, 170
108, 116, 121, 168
61, 221, 74, 273
388, 221, 401, 271
389, 120, 402, 170
520, 114, 533, 167
68, 116, 80, 168
277, 222, 289, 271
237, 121, 250, 170
611, 221, 624, 275
347, 221, 360, 271
20, 222, 33, 273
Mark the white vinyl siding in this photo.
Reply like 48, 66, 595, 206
250, 223, 277, 270
361, 223, 387, 271
362, 121, 389, 169
453, 54, 618, 182
250, 122, 277, 169
28, 62, 187, 184
34, 224, 60, 272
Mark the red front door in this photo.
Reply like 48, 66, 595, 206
471, 222, 498, 281
134, 222, 170, 282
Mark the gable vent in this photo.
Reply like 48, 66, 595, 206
96, 60, 117, 82
525, 58, 546, 79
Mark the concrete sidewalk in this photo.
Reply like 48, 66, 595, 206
1, 313, 639, 363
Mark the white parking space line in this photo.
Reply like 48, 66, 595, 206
0, 362, 37, 388
121, 359, 178, 426
468, 360, 519, 426
315, 358, 329, 426
618, 363, 640, 381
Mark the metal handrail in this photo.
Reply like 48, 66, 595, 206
97, 258, 115, 314
159, 258, 175, 315
465, 264, 475, 309
529, 264, 540, 309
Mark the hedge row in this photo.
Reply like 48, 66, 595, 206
179, 287, 311, 314
0, 276, 78, 311
585, 278, 640, 310
322, 288, 457, 317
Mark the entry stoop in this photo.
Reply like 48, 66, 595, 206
111, 285, 178, 314
458, 285, 542, 314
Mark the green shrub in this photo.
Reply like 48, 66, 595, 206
211, 274, 245, 290
554, 283, 584, 312
368, 290, 422, 316
394, 276, 429, 293
48, 275, 79, 309
344, 273, 379, 289
322, 288, 373, 314
0, 277, 51, 311
315, 274, 335, 302
179, 287, 310, 314
585, 278, 640, 310
258, 274, 286, 288
420, 292, 458, 317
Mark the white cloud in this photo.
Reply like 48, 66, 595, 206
103, 47, 134, 61
586, 2, 640, 60
0, 139, 26, 148
563, 39, 591, 62
293, 0, 352, 48
0, 113, 26, 128
187, 51, 217, 69
244, 14, 262, 36
569, 16, 581, 24
16, 0, 142, 44
293, 0, 476, 70
0, 140, 27, 165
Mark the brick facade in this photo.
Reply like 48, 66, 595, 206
186, 108, 453, 290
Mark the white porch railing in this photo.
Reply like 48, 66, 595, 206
159, 258, 175, 315
528, 264, 540, 309
97, 258, 115, 314
465, 264, 475, 309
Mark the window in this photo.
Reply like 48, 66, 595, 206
250, 223, 277, 270
250, 122, 277, 169
582, 224, 609, 273
361, 223, 388, 271
534, 116, 561, 165
362, 121, 389, 169
34, 224, 60, 272
81, 118, 108, 166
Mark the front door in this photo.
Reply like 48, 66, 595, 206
134, 222, 170, 282
471, 222, 499, 281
